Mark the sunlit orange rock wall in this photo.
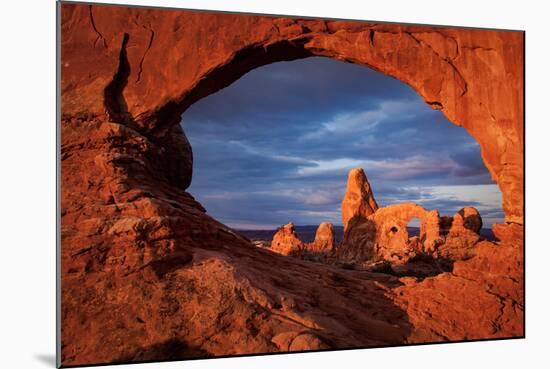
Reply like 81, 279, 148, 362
61, 3, 524, 223
59, 3, 524, 366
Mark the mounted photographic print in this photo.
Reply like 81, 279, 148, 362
58, 1, 525, 367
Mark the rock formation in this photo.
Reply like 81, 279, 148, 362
341, 168, 379, 231
60, 4, 524, 224
338, 171, 491, 265
59, 3, 524, 366
337, 216, 377, 262
271, 222, 336, 256
270, 223, 305, 256
435, 207, 483, 260
338, 192, 443, 264
394, 223, 524, 342
308, 222, 336, 253
371, 204, 442, 262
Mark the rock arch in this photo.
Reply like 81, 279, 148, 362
337, 203, 442, 263
61, 3, 524, 223
371, 204, 441, 261
59, 5, 524, 365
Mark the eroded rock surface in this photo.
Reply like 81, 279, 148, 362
271, 223, 305, 256
435, 207, 483, 260
338, 203, 441, 264
308, 222, 336, 253
341, 168, 379, 231
394, 224, 524, 342
61, 3, 524, 223
59, 3, 524, 366
338, 170, 497, 266
372, 204, 442, 262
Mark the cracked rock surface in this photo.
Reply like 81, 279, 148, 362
60, 3, 524, 366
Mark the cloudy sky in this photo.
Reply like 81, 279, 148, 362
181, 57, 503, 230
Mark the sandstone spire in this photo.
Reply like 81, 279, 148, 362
341, 168, 379, 231
310, 222, 335, 252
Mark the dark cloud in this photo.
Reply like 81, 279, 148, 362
182, 57, 503, 229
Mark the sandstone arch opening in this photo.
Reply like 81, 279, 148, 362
77, 21, 522, 225
59, 5, 524, 365
179, 57, 504, 249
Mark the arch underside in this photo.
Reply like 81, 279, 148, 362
61, 4, 523, 223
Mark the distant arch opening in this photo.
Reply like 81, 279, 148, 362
179, 57, 503, 235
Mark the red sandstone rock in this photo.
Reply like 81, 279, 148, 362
394, 234, 524, 342
59, 3, 524, 366
270, 223, 305, 256
492, 222, 524, 244
372, 203, 442, 261
337, 216, 377, 262
455, 207, 483, 234
338, 200, 443, 264
60, 3, 524, 223
435, 207, 482, 260
307, 222, 336, 253
341, 168, 379, 231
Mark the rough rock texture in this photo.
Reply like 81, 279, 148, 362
395, 224, 524, 342
455, 207, 483, 234
337, 216, 378, 262
338, 174, 489, 264
60, 3, 524, 366
435, 207, 482, 260
308, 222, 336, 253
372, 204, 442, 260
341, 168, 379, 231
61, 118, 419, 366
338, 201, 442, 263
270, 223, 305, 256
61, 3, 524, 223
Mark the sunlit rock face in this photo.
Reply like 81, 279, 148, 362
341, 168, 379, 231
61, 4, 524, 223
60, 3, 523, 366
338, 170, 441, 264
270, 222, 336, 256
435, 207, 483, 260
271, 223, 305, 256
309, 222, 336, 253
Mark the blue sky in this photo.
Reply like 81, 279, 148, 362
181, 57, 503, 229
